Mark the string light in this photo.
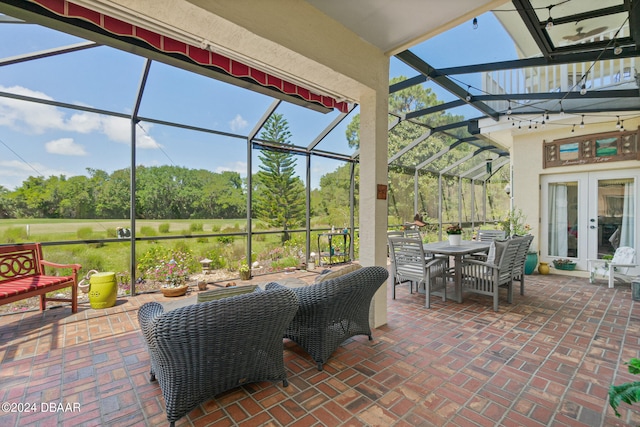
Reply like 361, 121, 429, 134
571, 124, 575, 133
465, 86, 472, 101
614, 43, 623, 55
472, 17, 478, 29
620, 120, 625, 131
559, 102, 564, 116
616, 116, 621, 128
507, 101, 512, 115
580, 82, 587, 95
580, 115, 585, 128
545, 5, 554, 30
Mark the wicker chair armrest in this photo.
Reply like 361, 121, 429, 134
138, 302, 165, 333
265, 282, 288, 291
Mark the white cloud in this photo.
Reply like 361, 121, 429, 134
229, 114, 248, 132
215, 161, 247, 176
45, 138, 87, 156
0, 159, 73, 189
0, 85, 159, 148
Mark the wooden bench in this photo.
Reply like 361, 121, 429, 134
0, 243, 81, 313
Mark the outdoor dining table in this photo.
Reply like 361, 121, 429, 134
422, 240, 492, 303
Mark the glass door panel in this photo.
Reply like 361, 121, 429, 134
546, 181, 579, 258
591, 178, 635, 259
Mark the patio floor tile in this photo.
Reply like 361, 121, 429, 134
1, 268, 639, 426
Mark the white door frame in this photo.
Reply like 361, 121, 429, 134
541, 170, 638, 270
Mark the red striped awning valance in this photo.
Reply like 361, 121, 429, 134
30, 0, 349, 113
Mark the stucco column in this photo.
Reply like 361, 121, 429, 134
359, 86, 389, 328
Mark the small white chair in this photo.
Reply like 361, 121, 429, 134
588, 246, 637, 288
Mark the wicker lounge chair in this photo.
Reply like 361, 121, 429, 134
266, 266, 388, 371
138, 287, 298, 427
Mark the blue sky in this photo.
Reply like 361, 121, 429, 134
0, 11, 515, 191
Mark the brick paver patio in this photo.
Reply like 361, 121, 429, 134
0, 268, 639, 426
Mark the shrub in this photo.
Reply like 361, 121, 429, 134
76, 227, 94, 240
140, 226, 157, 237
190, 222, 203, 232
271, 256, 299, 270
217, 235, 234, 244
158, 223, 170, 233
3, 226, 27, 243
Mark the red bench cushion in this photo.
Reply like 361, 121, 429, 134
0, 276, 73, 300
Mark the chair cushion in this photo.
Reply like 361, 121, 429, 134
314, 264, 362, 283
197, 285, 260, 303
486, 239, 510, 266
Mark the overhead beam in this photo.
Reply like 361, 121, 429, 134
388, 130, 431, 164
0, 41, 99, 67
307, 104, 357, 151
434, 43, 640, 76
512, 0, 554, 59
389, 75, 427, 93
631, 0, 640, 50
404, 100, 465, 120
474, 89, 640, 101
395, 50, 500, 121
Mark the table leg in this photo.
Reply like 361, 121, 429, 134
454, 255, 462, 303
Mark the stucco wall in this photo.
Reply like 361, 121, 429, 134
511, 118, 640, 255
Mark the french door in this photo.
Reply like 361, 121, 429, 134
541, 171, 637, 270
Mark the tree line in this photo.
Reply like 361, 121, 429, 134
0, 77, 508, 226
0, 166, 246, 220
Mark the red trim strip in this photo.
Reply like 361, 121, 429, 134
31, 0, 349, 112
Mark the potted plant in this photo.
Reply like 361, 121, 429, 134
609, 358, 640, 417
499, 208, 532, 237
239, 262, 251, 280
155, 257, 190, 297
446, 224, 463, 245
552, 258, 576, 270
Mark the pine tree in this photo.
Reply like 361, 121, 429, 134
254, 114, 305, 242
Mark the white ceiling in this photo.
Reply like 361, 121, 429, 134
304, 0, 508, 54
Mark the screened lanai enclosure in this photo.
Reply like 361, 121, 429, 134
2, 0, 638, 296
0, 4, 515, 295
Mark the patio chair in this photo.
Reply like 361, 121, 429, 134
588, 246, 637, 288
478, 230, 507, 241
511, 234, 534, 295
467, 229, 507, 259
388, 236, 448, 307
403, 228, 423, 241
460, 238, 519, 311
138, 287, 298, 427
266, 266, 388, 371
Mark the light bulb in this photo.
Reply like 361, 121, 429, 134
472, 17, 478, 30
546, 17, 553, 30
571, 124, 575, 133
620, 120, 625, 131
580, 83, 587, 95
614, 45, 622, 55
580, 115, 585, 128
507, 101, 512, 115
616, 116, 621, 128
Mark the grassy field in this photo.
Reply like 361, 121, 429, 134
0, 218, 349, 287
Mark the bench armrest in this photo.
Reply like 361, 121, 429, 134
40, 260, 81, 273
